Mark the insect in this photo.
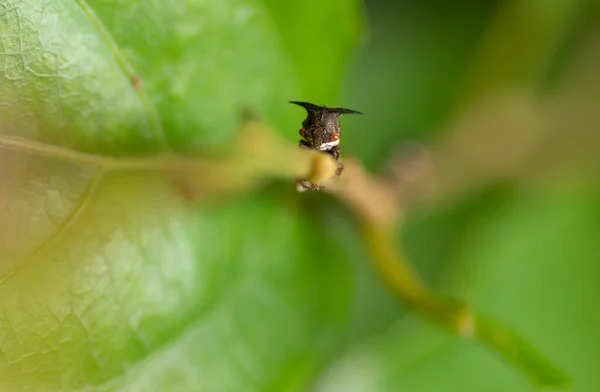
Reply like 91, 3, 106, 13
290, 101, 362, 191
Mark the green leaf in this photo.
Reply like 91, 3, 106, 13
0, 0, 362, 390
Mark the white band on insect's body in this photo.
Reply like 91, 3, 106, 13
318, 139, 340, 151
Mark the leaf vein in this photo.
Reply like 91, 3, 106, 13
0, 169, 103, 285
0, 133, 167, 170
72, 0, 170, 151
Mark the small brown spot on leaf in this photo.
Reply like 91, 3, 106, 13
131, 75, 143, 90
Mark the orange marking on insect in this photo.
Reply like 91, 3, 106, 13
299, 128, 306, 137
331, 133, 340, 142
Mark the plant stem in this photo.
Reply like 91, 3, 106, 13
363, 223, 569, 387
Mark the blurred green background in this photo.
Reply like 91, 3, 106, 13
320, 1, 600, 391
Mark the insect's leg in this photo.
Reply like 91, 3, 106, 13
335, 162, 344, 176
330, 147, 340, 161
296, 179, 311, 192
299, 140, 312, 149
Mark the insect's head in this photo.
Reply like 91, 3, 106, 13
290, 101, 361, 151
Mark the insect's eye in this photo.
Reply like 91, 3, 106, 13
299, 128, 306, 137
331, 133, 340, 142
